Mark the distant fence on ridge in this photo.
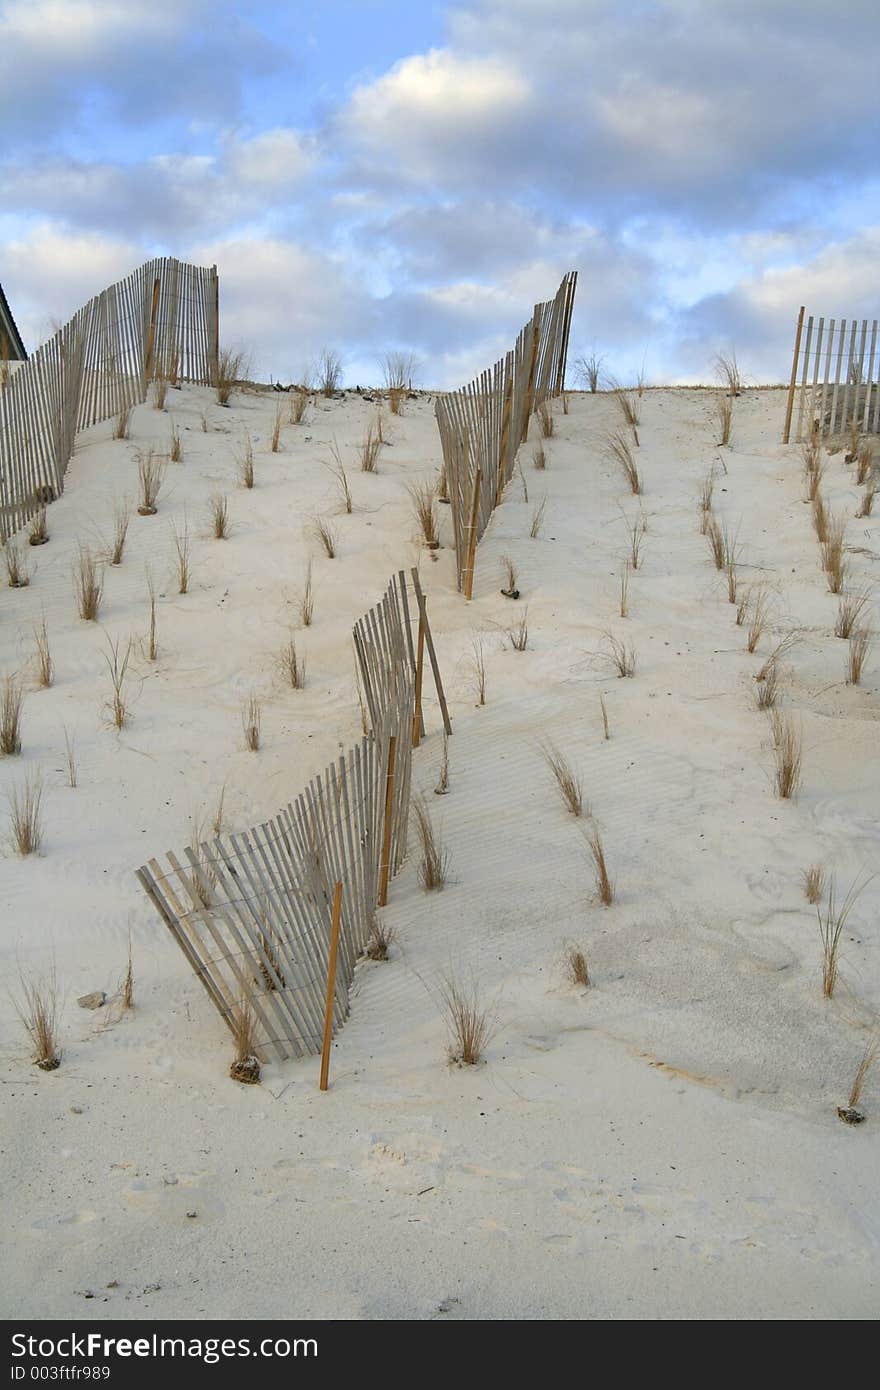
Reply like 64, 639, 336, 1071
783, 305, 880, 443
0, 257, 219, 541
435, 271, 577, 595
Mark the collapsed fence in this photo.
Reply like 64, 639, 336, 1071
435, 271, 577, 596
137, 570, 448, 1066
783, 305, 880, 444
0, 257, 219, 541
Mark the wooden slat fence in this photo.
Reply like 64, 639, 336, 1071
136, 573, 430, 1063
0, 257, 219, 541
435, 271, 577, 594
783, 305, 880, 443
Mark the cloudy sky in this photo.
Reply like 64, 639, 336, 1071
1, 0, 878, 387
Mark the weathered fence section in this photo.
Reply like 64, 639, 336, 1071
136, 572, 444, 1064
0, 257, 219, 541
783, 305, 880, 443
435, 271, 577, 595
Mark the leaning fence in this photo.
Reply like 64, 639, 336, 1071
0, 257, 219, 541
783, 306, 880, 444
136, 570, 448, 1065
435, 271, 577, 596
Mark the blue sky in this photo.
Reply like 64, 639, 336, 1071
1, 0, 878, 387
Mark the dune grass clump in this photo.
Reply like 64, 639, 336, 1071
857, 485, 876, 518
716, 393, 733, 447
537, 401, 554, 438
364, 913, 395, 962
622, 508, 648, 570
714, 350, 742, 397
171, 518, 191, 594
313, 516, 338, 559
619, 563, 629, 617
529, 497, 546, 539
746, 588, 769, 652
62, 725, 77, 788
270, 404, 283, 454
137, 449, 164, 514
441, 976, 491, 1066
607, 430, 641, 494
14, 971, 59, 1069
856, 444, 873, 487
110, 500, 130, 565
770, 709, 802, 800
210, 494, 230, 539
564, 944, 590, 988
839, 1036, 878, 1123
507, 609, 529, 651
501, 554, 518, 596
216, 347, 246, 407
699, 473, 715, 533
846, 628, 871, 685
408, 481, 438, 546
317, 348, 342, 398
28, 507, 49, 546
119, 934, 134, 1010
599, 692, 611, 740
152, 376, 168, 411
358, 422, 382, 474
470, 637, 487, 705
33, 617, 52, 688
298, 561, 315, 627
5, 542, 29, 588
532, 442, 547, 470
236, 434, 255, 489
802, 863, 825, 904
241, 694, 262, 751
146, 573, 158, 662
103, 635, 132, 731
289, 387, 309, 424
802, 440, 825, 501
542, 743, 584, 817
821, 512, 848, 593
705, 512, 726, 570
169, 419, 183, 463
819, 874, 870, 999
113, 403, 130, 440
835, 587, 871, 639
413, 795, 448, 890
8, 772, 44, 856
584, 822, 614, 905
812, 489, 829, 541
576, 352, 604, 392
327, 443, 353, 514
613, 386, 640, 445
753, 660, 780, 711
279, 634, 305, 689
602, 631, 636, 678
1, 677, 24, 756
229, 993, 261, 1084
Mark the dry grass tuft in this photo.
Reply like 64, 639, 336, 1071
770, 709, 803, 799
62, 725, 77, 788
28, 507, 49, 546
716, 393, 733, 446
110, 500, 129, 565
753, 660, 780, 710
241, 693, 262, 751
229, 993, 261, 1083
120, 933, 134, 1010
564, 944, 590, 988
312, 516, 338, 559
359, 422, 382, 473
408, 481, 438, 546
388, 386, 405, 415
470, 637, 487, 705
735, 587, 750, 626
576, 352, 604, 392
746, 588, 769, 652
298, 561, 314, 627
529, 497, 547, 539
537, 400, 554, 438
216, 347, 247, 407
602, 630, 636, 678
835, 587, 871, 639
326, 442, 353, 513
441, 976, 492, 1065
846, 1035, 878, 1111
584, 822, 614, 905
507, 609, 529, 651
169, 418, 182, 462
501, 553, 518, 594
532, 442, 547, 470
33, 616, 52, 688
599, 691, 610, 740
622, 508, 647, 569
856, 444, 873, 486
607, 430, 641, 494
846, 627, 871, 685
271, 403, 283, 453
103, 635, 132, 730
812, 488, 828, 540
714, 349, 742, 396
802, 863, 825, 904
412, 795, 448, 890
381, 350, 417, 392
542, 743, 584, 817
613, 386, 640, 444
699, 472, 715, 532
5, 541, 29, 588
73, 547, 103, 621
113, 403, 130, 440
756, 631, 801, 681
289, 387, 309, 424
619, 563, 629, 617
14, 970, 59, 1068
171, 517, 191, 594
1, 677, 23, 756
146, 572, 158, 662
8, 771, 43, 855
236, 434, 255, 489
857, 485, 876, 517
818, 874, 871, 998
365, 913, 395, 962
152, 376, 168, 411
803, 441, 825, 501
279, 634, 306, 689
705, 511, 725, 570
821, 512, 848, 593
137, 449, 164, 514
209, 493, 230, 539
317, 348, 342, 398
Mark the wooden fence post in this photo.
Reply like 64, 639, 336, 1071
410, 569, 452, 735
212, 265, 220, 388
143, 277, 161, 384
412, 598, 425, 747
378, 736, 397, 907
496, 369, 514, 506
319, 881, 344, 1091
783, 305, 805, 444
463, 467, 482, 600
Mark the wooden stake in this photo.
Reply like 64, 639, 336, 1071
496, 370, 514, 506
411, 569, 452, 735
143, 277, 161, 385
463, 467, 482, 600
783, 305, 805, 444
211, 265, 220, 389
378, 736, 396, 907
319, 880, 343, 1091
412, 599, 425, 747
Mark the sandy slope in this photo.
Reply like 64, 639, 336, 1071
0, 384, 877, 1320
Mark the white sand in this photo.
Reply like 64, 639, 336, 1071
1, 384, 877, 1320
